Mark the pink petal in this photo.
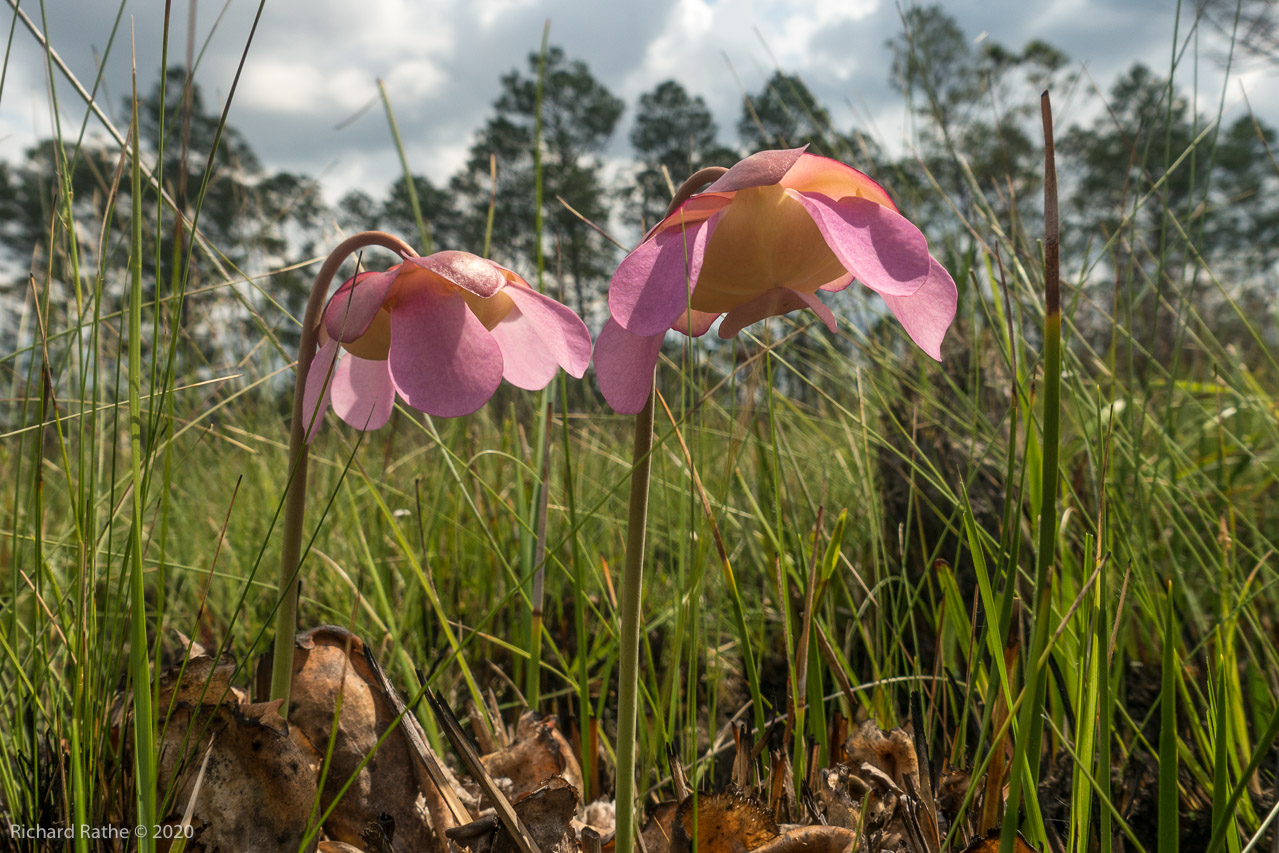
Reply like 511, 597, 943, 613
792, 191, 931, 297
301, 339, 339, 442
403, 251, 506, 298
489, 306, 563, 391
388, 286, 504, 417
880, 256, 958, 361
819, 272, 855, 293
593, 318, 663, 415
779, 153, 898, 211
324, 269, 398, 342
609, 215, 714, 337
502, 284, 593, 378
647, 193, 732, 239
718, 288, 836, 339
671, 308, 719, 337
331, 354, 396, 431
706, 147, 807, 193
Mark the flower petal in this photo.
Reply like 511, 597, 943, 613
880, 256, 958, 361
818, 271, 855, 293
301, 339, 339, 442
330, 354, 396, 431
502, 284, 593, 377
593, 318, 663, 414
388, 286, 504, 417
706, 147, 807, 192
693, 189, 844, 312
792, 191, 931, 297
489, 307, 563, 391
609, 215, 713, 337
780, 153, 897, 211
403, 251, 506, 298
671, 308, 719, 337
718, 288, 836, 339
649, 193, 732, 238
324, 269, 398, 342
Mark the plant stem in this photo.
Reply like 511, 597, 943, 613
1001, 89, 1061, 853
615, 390, 656, 853
269, 230, 416, 713
614, 165, 725, 853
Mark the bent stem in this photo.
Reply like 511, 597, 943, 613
269, 230, 416, 713
614, 166, 726, 853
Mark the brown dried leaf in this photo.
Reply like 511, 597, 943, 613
959, 828, 1038, 852
280, 626, 439, 853
639, 800, 680, 853
494, 776, 580, 853
842, 721, 918, 792
481, 711, 584, 804
749, 825, 859, 853
672, 791, 780, 853
157, 646, 243, 710
157, 700, 320, 853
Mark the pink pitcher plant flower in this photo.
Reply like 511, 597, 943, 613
303, 250, 592, 437
594, 147, 958, 412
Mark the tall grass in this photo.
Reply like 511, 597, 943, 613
1, 3, 1278, 852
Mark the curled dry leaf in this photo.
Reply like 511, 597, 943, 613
639, 800, 680, 853
959, 828, 1039, 852
156, 699, 320, 853
449, 776, 580, 853
672, 791, 779, 853
750, 825, 860, 853
275, 626, 441, 853
842, 721, 918, 792
157, 646, 244, 710
480, 710, 585, 804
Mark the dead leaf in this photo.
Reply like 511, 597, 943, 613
481, 711, 585, 803
672, 791, 779, 853
156, 700, 319, 853
959, 828, 1039, 852
277, 626, 438, 853
842, 721, 918, 792
750, 825, 859, 853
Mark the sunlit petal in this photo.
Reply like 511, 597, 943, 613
609, 215, 714, 337
879, 256, 958, 361
706, 147, 806, 192
331, 354, 395, 431
324, 269, 398, 342
503, 284, 594, 377
593, 318, 663, 415
792, 190, 930, 297
779, 153, 897, 210
403, 250, 507, 298
693, 186, 844, 312
302, 339, 339, 442
718, 287, 836, 338
388, 286, 503, 417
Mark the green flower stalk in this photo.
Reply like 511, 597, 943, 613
270, 231, 415, 711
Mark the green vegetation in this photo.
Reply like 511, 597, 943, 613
2, 3, 1278, 851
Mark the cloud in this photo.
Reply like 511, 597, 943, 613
5, 0, 1272, 208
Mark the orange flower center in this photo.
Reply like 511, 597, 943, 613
691, 184, 846, 314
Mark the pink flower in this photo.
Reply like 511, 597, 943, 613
593, 147, 958, 413
303, 250, 592, 439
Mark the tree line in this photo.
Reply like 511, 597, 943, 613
3, 5, 1276, 377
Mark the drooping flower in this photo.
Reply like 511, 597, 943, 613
593, 147, 958, 413
302, 250, 592, 439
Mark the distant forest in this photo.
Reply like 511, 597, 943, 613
4, 5, 1277, 375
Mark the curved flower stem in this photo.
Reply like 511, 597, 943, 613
614, 166, 726, 853
270, 230, 416, 713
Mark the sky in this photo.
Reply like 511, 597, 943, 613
3, 0, 1275, 208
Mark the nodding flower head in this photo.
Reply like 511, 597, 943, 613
303, 250, 592, 438
593, 147, 958, 413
